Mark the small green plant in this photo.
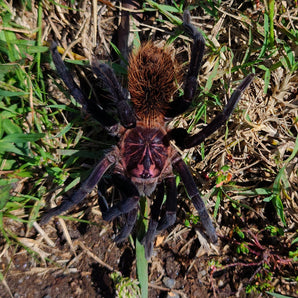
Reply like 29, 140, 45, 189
208, 165, 234, 218
265, 225, 284, 237
236, 241, 249, 255
246, 268, 274, 294
110, 272, 141, 297
234, 226, 249, 254
211, 228, 295, 295
184, 212, 200, 228
289, 235, 298, 262
234, 226, 245, 239
263, 135, 298, 226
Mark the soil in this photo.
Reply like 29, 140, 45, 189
1, 196, 296, 297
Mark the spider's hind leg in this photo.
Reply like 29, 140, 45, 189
165, 10, 205, 118
168, 74, 254, 149
50, 43, 118, 128
173, 155, 218, 244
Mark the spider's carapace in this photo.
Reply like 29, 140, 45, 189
120, 125, 171, 196
122, 127, 168, 180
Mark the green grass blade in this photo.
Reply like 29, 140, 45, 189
136, 238, 148, 298
136, 196, 148, 297
145, 0, 182, 25
266, 292, 293, 298
268, 0, 275, 47
1, 132, 45, 143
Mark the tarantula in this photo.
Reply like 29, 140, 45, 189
41, 10, 254, 259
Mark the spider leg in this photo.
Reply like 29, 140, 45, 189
51, 43, 120, 127
141, 182, 164, 259
91, 62, 136, 128
98, 173, 140, 242
165, 10, 205, 118
114, 207, 138, 243
173, 155, 218, 244
87, 0, 139, 128
156, 177, 177, 232
116, 0, 142, 63
40, 154, 115, 224
142, 177, 177, 259
100, 173, 140, 221
168, 74, 254, 149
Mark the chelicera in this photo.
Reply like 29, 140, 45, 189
41, 10, 254, 259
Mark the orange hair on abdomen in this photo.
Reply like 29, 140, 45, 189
128, 42, 181, 124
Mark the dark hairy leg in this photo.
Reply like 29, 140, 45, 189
173, 155, 218, 244
156, 177, 177, 232
50, 43, 118, 127
51, 43, 136, 128
91, 61, 136, 128
98, 173, 140, 243
40, 154, 115, 224
168, 74, 254, 149
142, 177, 177, 259
114, 207, 138, 243
116, 0, 143, 63
141, 182, 165, 259
165, 10, 205, 118
100, 173, 140, 222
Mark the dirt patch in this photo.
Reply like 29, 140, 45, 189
1, 207, 296, 297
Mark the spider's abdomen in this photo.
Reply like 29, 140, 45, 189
128, 42, 181, 123
122, 126, 169, 180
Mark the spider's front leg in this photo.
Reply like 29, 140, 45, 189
156, 177, 177, 232
40, 153, 115, 224
141, 183, 164, 259
173, 155, 218, 244
164, 10, 254, 149
142, 177, 177, 259
98, 173, 140, 243
91, 62, 136, 128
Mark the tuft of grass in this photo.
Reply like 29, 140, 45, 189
0, 4, 48, 242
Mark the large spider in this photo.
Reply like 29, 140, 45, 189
41, 10, 254, 259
